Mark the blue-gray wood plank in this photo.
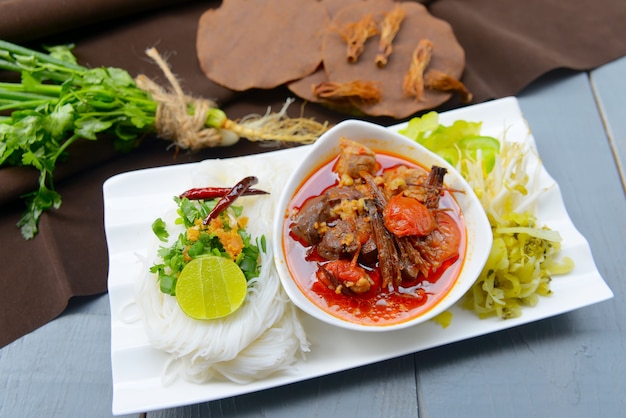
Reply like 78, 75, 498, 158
1, 57, 625, 418
591, 55, 626, 188
0, 294, 139, 418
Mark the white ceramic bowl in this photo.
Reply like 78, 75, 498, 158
272, 119, 492, 332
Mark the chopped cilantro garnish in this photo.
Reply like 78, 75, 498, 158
150, 196, 265, 295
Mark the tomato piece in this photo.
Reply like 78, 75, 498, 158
428, 211, 462, 263
383, 194, 435, 237
317, 260, 377, 295
326, 260, 366, 283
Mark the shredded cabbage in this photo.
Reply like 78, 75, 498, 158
401, 113, 574, 319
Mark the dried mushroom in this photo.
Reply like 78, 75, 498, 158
313, 80, 382, 104
375, 5, 406, 67
403, 39, 434, 101
425, 69, 473, 103
334, 13, 379, 63
320, 1, 466, 118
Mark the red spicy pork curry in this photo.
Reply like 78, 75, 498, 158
284, 138, 466, 326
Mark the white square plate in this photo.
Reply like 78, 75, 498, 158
104, 97, 613, 415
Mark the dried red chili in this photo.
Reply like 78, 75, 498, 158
180, 187, 268, 201
203, 176, 261, 224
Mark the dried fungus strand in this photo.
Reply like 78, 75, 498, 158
425, 69, 473, 103
316, 1, 466, 117
403, 39, 434, 101
375, 5, 406, 68
337, 13, 379, 63
313, 80, 382, 105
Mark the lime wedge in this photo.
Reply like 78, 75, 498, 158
175, 256, 247, 320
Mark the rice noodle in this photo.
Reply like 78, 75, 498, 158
135, 151, 309, 384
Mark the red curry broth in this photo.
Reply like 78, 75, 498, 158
283, 151, 467, 326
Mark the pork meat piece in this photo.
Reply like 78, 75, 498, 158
317, 218, 360, 260
290, 194, 332, 245
334, 138, 378, 179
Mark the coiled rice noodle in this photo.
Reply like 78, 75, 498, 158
135, 151, 309, 384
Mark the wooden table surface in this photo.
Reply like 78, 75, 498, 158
1, 56, 624, 418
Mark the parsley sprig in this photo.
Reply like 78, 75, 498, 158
0, 40, 160, 238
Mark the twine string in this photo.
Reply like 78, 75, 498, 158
135, 47, 225, 150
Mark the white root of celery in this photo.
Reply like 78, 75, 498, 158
222, 98, 328, 144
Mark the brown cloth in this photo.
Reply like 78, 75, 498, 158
0, 0, 188, 42
1, 0, 625, 348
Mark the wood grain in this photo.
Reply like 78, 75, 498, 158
591, 55, 626, 190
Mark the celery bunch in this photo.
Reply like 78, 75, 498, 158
0, 41, 162, 238
0, 40, 327, 239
